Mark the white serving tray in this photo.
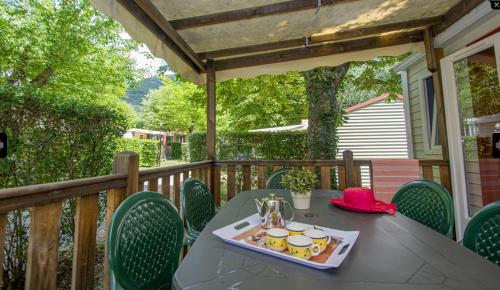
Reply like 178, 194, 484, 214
213, 213, 359, 269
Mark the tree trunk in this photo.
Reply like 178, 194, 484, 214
303, 64, 350, 160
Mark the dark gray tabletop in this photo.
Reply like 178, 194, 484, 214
173, 189, 500, 290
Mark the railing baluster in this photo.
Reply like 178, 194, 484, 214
320, 166, 331, 190
162, 175, 171, 199
353, 164, 362, 187
422, 165, 434, 180
0, 214, 6, 287
25, 202, 62, 290
72, 194, 99, 290
343, 150, 355, 188
272, 165, 282, 172
183, 171, 189, 183
227, 165, 236, 200
213, 165, 221, 206
149, 178, 158, 192
257, 165, 266, 189
174, 173, 181, 209
338, 165, 346, 190
439, 165, 452, 194
242, 165, 252, 191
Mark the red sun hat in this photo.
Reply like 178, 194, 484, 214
329, 187, 397, 215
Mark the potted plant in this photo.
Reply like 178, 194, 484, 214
281, 168, 318, 209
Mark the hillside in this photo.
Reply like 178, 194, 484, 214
123, 76, 162, 110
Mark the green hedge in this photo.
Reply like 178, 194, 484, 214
171, 142, 182, 160
115, 138, 158, 167
187, 131, 307, 162
181, 143, 190, 162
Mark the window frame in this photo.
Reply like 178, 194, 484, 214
417, 71, 442, 155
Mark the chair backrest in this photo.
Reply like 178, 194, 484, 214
392, 180, 454, 236
266, 169, 290, 189
463, 201, 500, 266
107, 191, 184, 290
181, 178, 216, 234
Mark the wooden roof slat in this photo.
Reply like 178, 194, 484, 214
170, 0, 358, 30
117, 0, 206, 73
215, 30, 424, 71
432, 0, 486, 36
199, 16, 441, 59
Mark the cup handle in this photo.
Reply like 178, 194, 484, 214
284, 201, 294, 221
326, 235, 331, 245
311, 244, 321, 256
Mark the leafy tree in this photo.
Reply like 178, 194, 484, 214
303, 56, 407, 159
142, 76, 206, 132
217, 72, 307, 131
0, 0, 137, 286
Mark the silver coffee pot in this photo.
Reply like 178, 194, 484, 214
255, 193, 294, 228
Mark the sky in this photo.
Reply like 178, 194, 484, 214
121, 32, 174, 78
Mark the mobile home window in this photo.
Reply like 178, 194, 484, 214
423, 76, 441, 150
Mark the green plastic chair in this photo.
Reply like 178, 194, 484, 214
107, 191, 184, 290
463, 201, 500, 266
392, 180, 454, 237
181, 178, 217, 245
266, 168, 291, 189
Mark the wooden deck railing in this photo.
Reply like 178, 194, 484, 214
0, 150, 452, 289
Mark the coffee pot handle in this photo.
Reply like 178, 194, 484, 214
284, 201, 294, 221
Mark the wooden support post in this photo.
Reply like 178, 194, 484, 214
227, 165, 236, 200
72, 194, 99, 290
174, 173, 181, 209
25, 202, 62, 290
0, 214, 6, 288
353, 164, 362, 187
257, 165, 266, 189
423, 28, 437, 73
213, 165, 221, 206
343, 150, 355, 188
207, 59, 216, 161
242, 165, 252, 191
320, 166, 331, 190
149, 178, 158, 192
104, 152, 138, 289
162, 175, 171, 199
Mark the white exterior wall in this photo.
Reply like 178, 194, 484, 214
336, 99, 409, 187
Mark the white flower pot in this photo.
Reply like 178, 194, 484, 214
291, 191, 312, 210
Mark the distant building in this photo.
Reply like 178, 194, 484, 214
123, 128, 187, 144
250, 94, 409, 186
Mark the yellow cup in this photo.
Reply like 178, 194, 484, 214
287, 235, 321, 260
266, 228, 289, 252
286, 223, 308, 236
303, 229, 331, 253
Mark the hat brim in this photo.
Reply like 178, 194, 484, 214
329, 198, 397, 215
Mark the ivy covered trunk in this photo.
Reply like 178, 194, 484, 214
303, 64, 350, 160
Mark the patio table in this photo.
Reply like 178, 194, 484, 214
173, 189, 500, 290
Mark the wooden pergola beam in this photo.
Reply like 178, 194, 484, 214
215, 30, 424, 71
432, 0, 485, 36
117, 0, 206, 73
170, 0, 356, 30
199, 16, 441, 59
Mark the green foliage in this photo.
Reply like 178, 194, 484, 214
0, 1, 138, 286
281, 168, 318, 194
171, 142, 182, 160
142, 76, 205, 132
217, 72, 307, 131
188, 132, 207, 162
187, 131, 307, 162
181, 143, 190, 162
115, 138, 158, 167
